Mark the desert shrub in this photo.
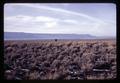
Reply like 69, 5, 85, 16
5, 46, 13, 53
4, 40, 116, 80
21, 43, 27, 48
54, 39, 58, 42
29, 71, 40, 80
52, 60, 61, 68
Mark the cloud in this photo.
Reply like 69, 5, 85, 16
34, 16, 59, 22
63, 19, 78, 24
5, 15, 33, 23
4, 4, 116, 36
8, 4, 105, 23
45, 22, 57, 28
4, 15, 116, 36
5, 15, 79, 28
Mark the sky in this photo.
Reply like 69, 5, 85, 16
4, 3, 116, 37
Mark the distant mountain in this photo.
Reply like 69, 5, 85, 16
4, 32, 115, 40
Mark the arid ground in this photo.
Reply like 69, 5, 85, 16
4, 39, 116, 80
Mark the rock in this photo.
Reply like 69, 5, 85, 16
21, 69, 30, 72
15, 77, 22, 80
5, 70, 12, 74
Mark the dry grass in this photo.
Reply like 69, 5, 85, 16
4, 39, 116, 80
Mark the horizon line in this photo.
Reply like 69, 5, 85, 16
4, 31, 116, 37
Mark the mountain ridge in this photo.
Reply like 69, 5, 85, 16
4, 32, 115, 40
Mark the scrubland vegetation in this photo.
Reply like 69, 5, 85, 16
4, 40, 116, 80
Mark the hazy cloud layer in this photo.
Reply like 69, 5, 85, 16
4, 3, 116, 36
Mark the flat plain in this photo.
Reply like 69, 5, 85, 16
4, 39, 116, 80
